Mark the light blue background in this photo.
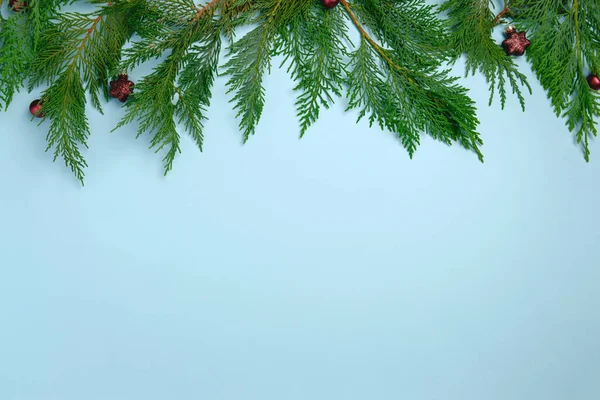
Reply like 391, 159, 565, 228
1, 2, 599, 399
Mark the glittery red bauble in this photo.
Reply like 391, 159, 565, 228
109, 74, 135, 102
321, 0, 340, 9
29, 99, 45, 118
587, 74, 600, 91
9, 0, 27, 12
502, 26, 530, 56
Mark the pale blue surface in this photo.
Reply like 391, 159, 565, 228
1, 6, 600, 399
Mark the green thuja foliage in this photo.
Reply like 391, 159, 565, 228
27, 0, 135, 182
116, 0, 223, 173
276, 5, 349, 137
0, 0, 69, 109
0, 0, 598, 183
441, 0, 531, 110
0, 11, 33, 109
443, 0, 600, 160
511, 0, 600, 161
345, 0, 483, 160
224, 0, 314, 142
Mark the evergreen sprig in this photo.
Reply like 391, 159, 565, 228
115, 0, 221, 174
0, 11, 32, 109
276, 4, 349, 136
441, 0, 531, 110
27, 1, 133, 183
511, 0, 600, 161
0, 0, 598, 184
343, 0, 483, 159
223, 0, 314, 142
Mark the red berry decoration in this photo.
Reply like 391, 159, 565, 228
9, 0, 27, 12
587, 74, 600, 91
502, 26, 530, 56
321, 0, 340, 9
109, 74, 135, 102
29, 99, 45, 118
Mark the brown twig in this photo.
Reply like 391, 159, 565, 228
339, 0, 401, 70
68, 2, 114, 71
192, 0, 221, 23
492, 2, 510, 26
222, 1, 253, 20
339, 0, 419, 87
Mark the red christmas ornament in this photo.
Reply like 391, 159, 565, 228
321, 0, 340, 9
9, 0, 27, 12
502, 26, 530, 56
109, 74, 135, 102
587, 74, 600, 91
29, 99, 45, 118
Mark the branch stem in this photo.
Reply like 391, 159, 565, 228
572, 0, 589, 159
68, 1, 113, 72
492, 0, 510, 26
192, 0, 220, 23
339, 0, 400, 70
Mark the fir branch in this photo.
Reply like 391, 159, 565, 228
276, 6, 349, 136
350, 0, 450, 70
31, 1, 131, 183
223, 0, 280, 143
0, 0, 76, 109
440, 0, 531, 110
176, 32, 221, 150
343, 0, 484, 160
115, 58, 181, 173
2, 0, 596, 184
118, 0, 210, 72
0, 12, 33, 109
341, 0, 403, 73
346, 38, 483, 160
28, 0, 73, 51
512, 0, 600, 161
116, 1, 221, 174
219, 0, 256, 40
223, 0, 314, 142
42, 72, 90, 183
